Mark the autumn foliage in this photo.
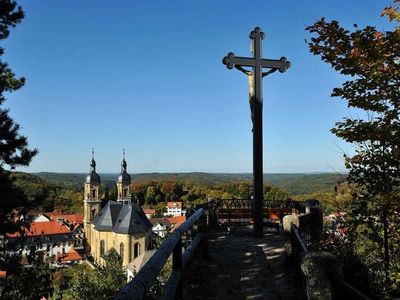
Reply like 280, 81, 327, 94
306, 1, 400, 295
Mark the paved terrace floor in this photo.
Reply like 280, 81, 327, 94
182, 226, 303, 300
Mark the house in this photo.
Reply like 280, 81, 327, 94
33, 214, 52, 222
56, 248, 83, 265
46, 212, 84, 225
6, 220, 79, 258
165, 201, 183, 217
166, 216, 186, 232
150, 218, 171, 237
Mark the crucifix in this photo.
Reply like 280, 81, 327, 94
222, 27, 290, 237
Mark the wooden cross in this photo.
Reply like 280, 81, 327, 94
222, 27, 290, 237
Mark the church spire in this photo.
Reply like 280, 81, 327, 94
121, 148, 127, 173
117, 149, 131, 202
90, 148, 96, 172
86, 148, 101, 184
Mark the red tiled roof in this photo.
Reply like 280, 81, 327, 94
0, 271, 6, 278
167, 202, 182, 209
58, 248, 82, 262
166, 216, 186, 229
7, 221, 71, 238
150, 218, 171, 227
46, 213, 84, 224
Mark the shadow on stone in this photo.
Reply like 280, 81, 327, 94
182, 226, 303, 300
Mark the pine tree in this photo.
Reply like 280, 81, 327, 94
0, 0, 38, 235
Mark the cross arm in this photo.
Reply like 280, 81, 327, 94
261, 57, 291, 73
222, 53, 255, 69
222, 52, 291, 73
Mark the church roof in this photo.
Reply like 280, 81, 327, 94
118, 152, 131, 184
86, 171, 101, 184
92, 201, 152, 234
86, 150, 101, 184
92, 201, 122, 231
117, 172, 131, 184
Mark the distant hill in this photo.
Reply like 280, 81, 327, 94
35, 172, 347, 195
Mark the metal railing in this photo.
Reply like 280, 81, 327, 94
216, 198, 305, 228
290, 223, 309, 254
218, 198, 305, 211
332, 277, 372, 300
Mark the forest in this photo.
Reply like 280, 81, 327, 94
12, 171, 346, 215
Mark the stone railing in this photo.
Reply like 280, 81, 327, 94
283, 200, 372, 300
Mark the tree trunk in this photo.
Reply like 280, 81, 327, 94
382, 207, 389, 281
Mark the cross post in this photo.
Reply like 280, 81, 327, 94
222, 27, 290, 237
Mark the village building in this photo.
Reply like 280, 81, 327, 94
57, 248, 83, 265
83, 152, 153, 267
165, 201, 184, 217
166, 215, 186, 232
150, 218, 172, 237
6, 220, 81, 258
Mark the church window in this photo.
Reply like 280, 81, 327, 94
100, 240, 105, 256
134, 242, 140, 258
91, 208, 96, 219
120, 243, 124, 259
123, 188, 127, 198
92, 189, 96, 199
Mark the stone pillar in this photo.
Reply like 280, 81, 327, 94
300, 252, 343, 300
282, 209, 299, 233
283, 210, 299, 257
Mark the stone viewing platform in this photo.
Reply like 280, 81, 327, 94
182, 226, 302, 300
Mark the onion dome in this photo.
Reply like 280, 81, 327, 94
117, 149, 131, 184
86, 149, 101, 184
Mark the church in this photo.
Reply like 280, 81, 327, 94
83, 152, 152, 267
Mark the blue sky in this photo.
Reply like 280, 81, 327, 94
3, 0, 392, 173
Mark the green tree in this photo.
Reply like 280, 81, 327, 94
0, 3, 40, 297
0, 0, 37, 235
69, 249, 126, 299
96, 248, 126, 296
69, 268, 96, 300
306, 1, 400, 294
131, 182, 149, 204
1, 254, 53, 300
145, 185, 157, 205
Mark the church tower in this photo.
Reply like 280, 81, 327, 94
117, 149, 132, 204
83, 149, 102, 243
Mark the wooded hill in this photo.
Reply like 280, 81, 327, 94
9, 172, 348, 215
36, 172, 346, 195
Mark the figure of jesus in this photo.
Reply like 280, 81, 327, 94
235, 66, 277, 131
